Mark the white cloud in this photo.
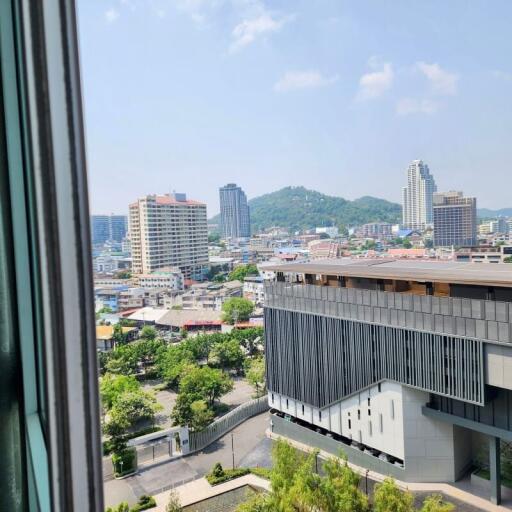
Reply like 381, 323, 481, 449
356, 58, 393, 100
396, 97, 438, 116
105, 7, 120, 23
415, 62, 458, 95
230, 13, 290, 53
274, 71, 338, 92
174, 0, 223, 24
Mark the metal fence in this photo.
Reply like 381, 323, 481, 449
189, 396, 269, 453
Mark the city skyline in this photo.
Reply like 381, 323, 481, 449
78, 1, 512, 215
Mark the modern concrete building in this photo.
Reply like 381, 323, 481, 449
219, 183, 251, 239
264, 259, 512, 504
433, 191, 477, 248
136, 268, 184, 290
402, 160, 437, 230
91, 214, 127, 245
129, 193, 208, 279
455, 245, 512, 264
360, 222, 393, 239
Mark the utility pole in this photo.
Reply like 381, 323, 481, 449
231, 432, 235, 469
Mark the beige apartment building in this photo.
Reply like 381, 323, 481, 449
129, 193, 208, 279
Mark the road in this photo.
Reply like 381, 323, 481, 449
103, 412, 271, 508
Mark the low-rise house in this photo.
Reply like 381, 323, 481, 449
157, 309, 223, 333
180, 280, 243, 311
136, 268, 184, 290
243, 275, 265, 305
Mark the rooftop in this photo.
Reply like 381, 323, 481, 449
158, 309, 222, 327
264, 258, 512, 288
95, 325, 136, 340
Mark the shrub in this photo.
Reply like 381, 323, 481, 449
130, 494, 156, 511
112, 448, 137, 477
249, 467, 271, 480
211, 462, 224, 478
206, 468, 250, 485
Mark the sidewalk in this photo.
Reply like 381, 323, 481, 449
152, 474, 270, 511
268, 431, 512, 512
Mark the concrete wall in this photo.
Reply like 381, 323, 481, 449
271, 413, 406, 481
271, 386, 475, 483
485, 343, 512, 390
402, 388, 472, 482
270, 382, 405, 460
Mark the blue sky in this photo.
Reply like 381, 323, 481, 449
77, 0, 512, 216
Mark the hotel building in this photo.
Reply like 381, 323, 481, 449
129, 193, 208, 279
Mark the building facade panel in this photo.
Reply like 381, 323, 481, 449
265, 307, 484, 408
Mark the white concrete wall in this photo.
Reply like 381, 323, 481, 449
269, 381, 405, 460
270, 385, 474, 483
402, 388, 467, 482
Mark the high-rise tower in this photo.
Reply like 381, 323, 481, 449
402, 160, 437, 230
219, 183, 251, 239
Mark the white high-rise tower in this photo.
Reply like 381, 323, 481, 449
402, 160, 437, 230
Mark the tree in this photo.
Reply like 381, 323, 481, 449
245, 357, 266, 397
100, 374, 140, 410
185, 333, 223, 363
140, 325, 157, 341
231, 327, 264, 356
179, 365, 233, 406
157, 345, 195, 388
222, 297, 255, 324
263, 440, 369, 512
504, 256, 512, 263
114, 270, 131, 279
402, 239, 413, 249
316, 455, 368, 512
107, 389, 161, 431
208, 232, 221, 244
112, 323, 126, 347
228, 264, 259, 282
420, 494, 455, 512
373, 478, 414, 512
166, 489, 182, 512
189, 399, 215, 431
105, 345, 139, 375
236, 496, 270, 512
171, 392, 198, 428
210, 339, 245, 371
171, 393, 213, 430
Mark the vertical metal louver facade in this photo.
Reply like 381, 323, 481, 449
265, 308, 485, 408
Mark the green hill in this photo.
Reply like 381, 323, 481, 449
478, 208, 512, 219
210, 186, 401, 233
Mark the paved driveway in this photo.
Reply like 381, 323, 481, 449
103, 412, 271, 507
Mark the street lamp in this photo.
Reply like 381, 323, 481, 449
119, 459, 124, 477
